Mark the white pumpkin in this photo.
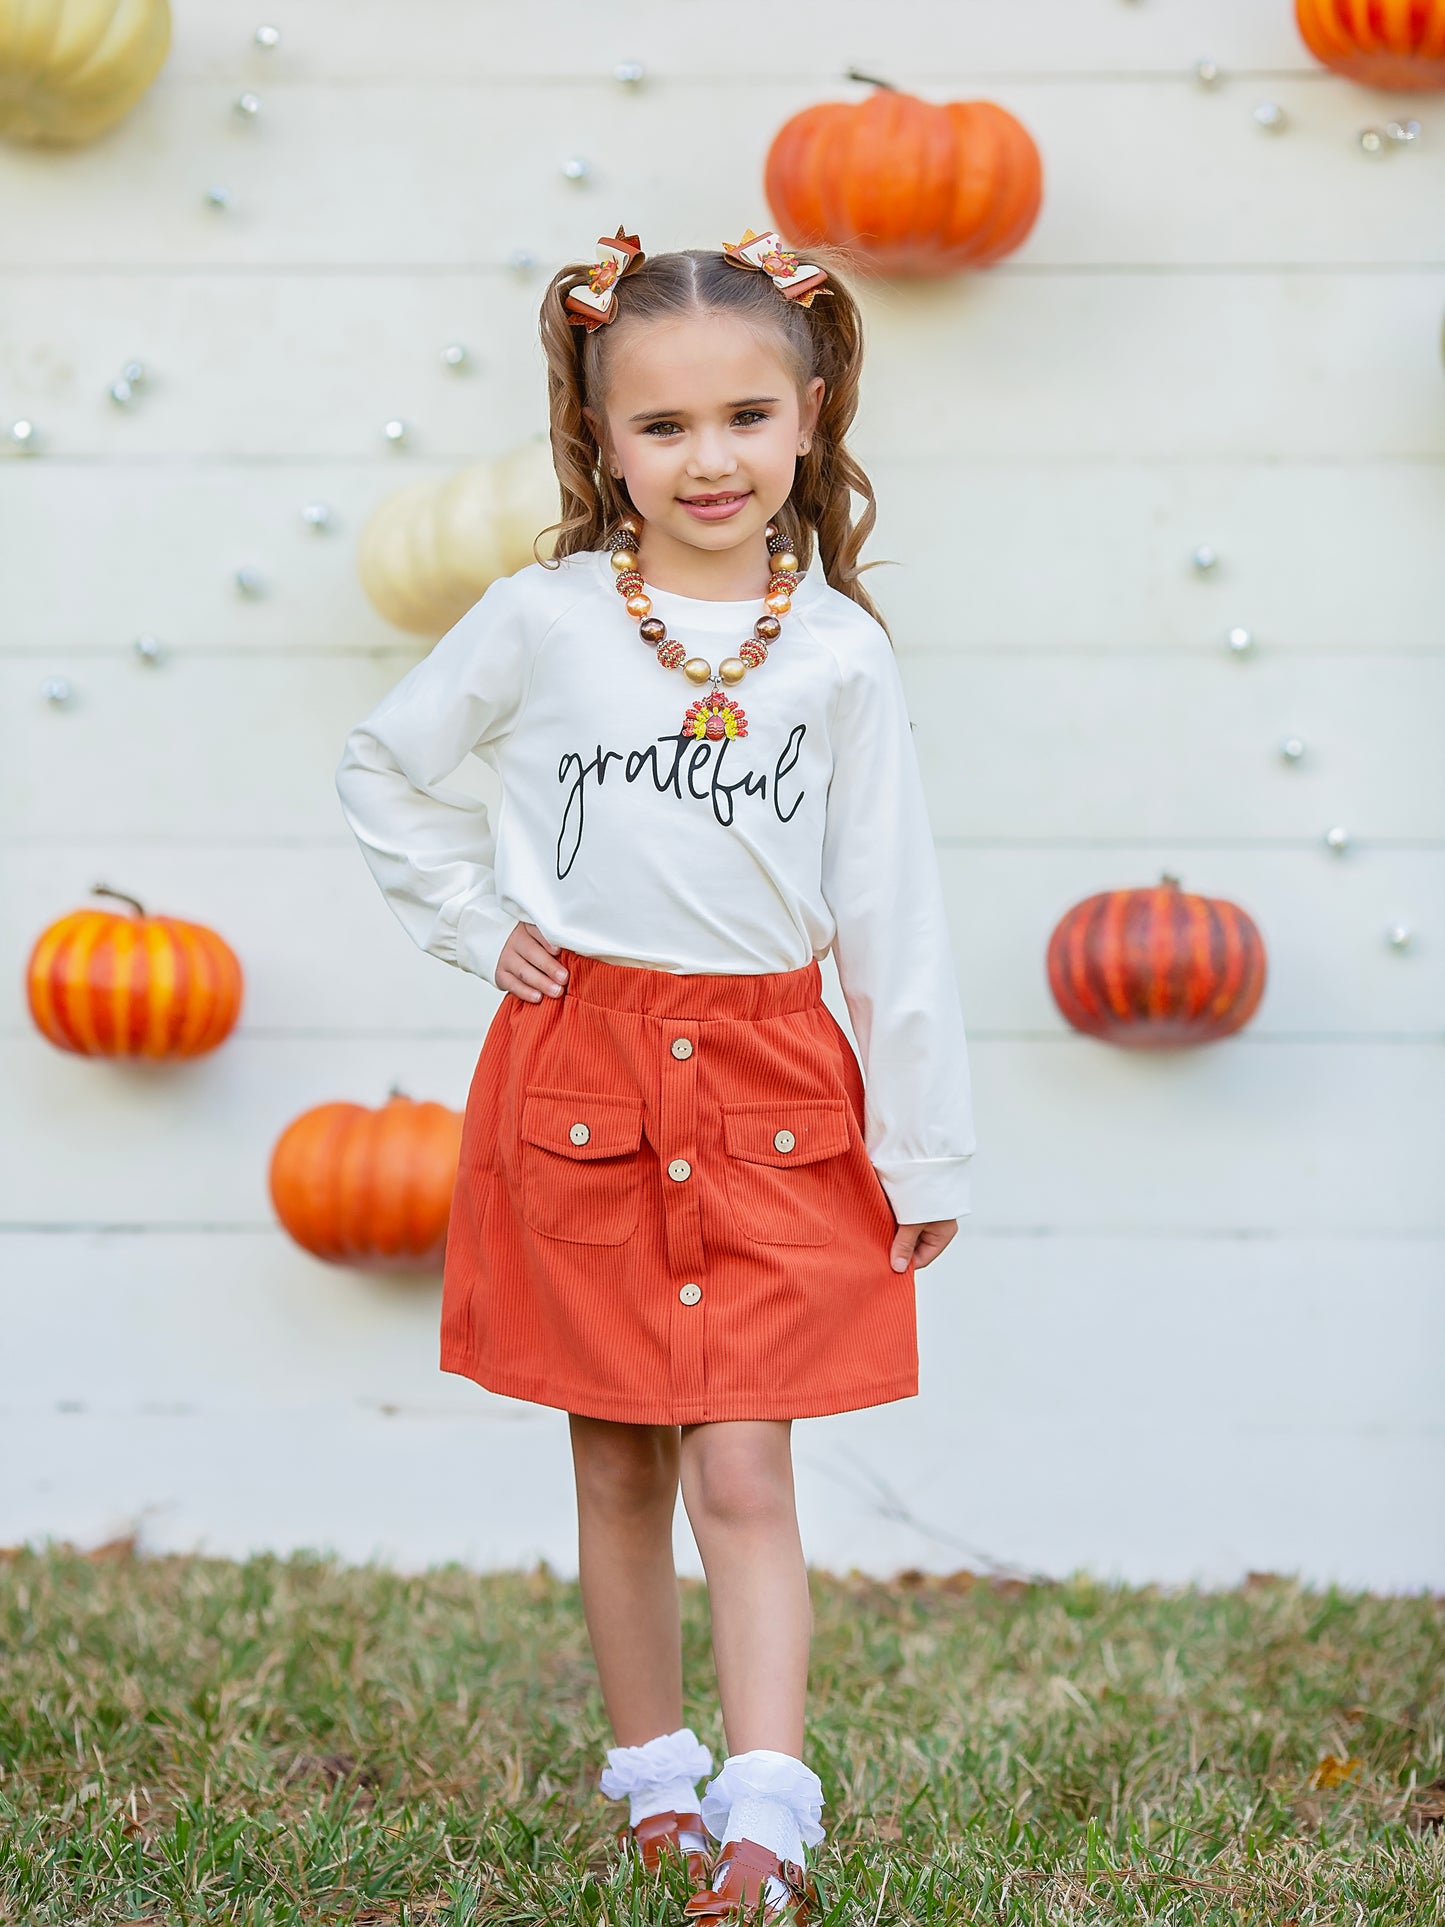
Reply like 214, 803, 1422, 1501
358, 435, 559, 636
0, 0, 171, 146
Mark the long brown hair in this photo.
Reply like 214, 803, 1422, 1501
533, 237, 894, 641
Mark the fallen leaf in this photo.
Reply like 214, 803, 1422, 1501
84, 1534, 140, 1561
283, 1750, 381, 1789
1408, 1778, 1445, 1831
940, 1569, 977, 1595
1309, 1754, 1362, 1790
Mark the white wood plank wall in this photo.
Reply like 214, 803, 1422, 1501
3, 1, 1442, 1587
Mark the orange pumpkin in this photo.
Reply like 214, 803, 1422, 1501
26, 885, 243, 1057
1046, 874, 1266, 1049
269, 1090, 464, 1271
765, 80, 1042, 275
1295, 0, 1445, 89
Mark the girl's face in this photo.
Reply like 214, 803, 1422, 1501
582, 311, 824, 579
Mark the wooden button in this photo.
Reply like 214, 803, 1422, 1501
570, 1121, 591, 1145
773, 1128, 795, 1153
679, 1282, 702, 1306
667, 1157, 692, 1182
671, 1036, 694, 1059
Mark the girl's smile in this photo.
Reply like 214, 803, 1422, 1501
678, 491, 752, 521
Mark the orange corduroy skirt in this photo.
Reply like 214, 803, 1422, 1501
439, 946, 918, 1425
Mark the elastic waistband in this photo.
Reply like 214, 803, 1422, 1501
556, 947, 823, 1020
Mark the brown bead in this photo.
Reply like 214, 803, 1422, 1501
755, 615, 782, 641
625, 592, 652, 618
639, 616, 666, 643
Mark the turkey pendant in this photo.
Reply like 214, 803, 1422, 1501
683, 691, 749, 741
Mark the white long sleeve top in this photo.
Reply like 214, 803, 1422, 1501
334, 545, 976, 1224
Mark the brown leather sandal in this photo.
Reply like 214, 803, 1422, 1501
619, 1809, 713, 1886
681, 1835, 815, 1923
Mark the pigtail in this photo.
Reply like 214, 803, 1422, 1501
533, 262, 619, 561
777, 241, 894, 643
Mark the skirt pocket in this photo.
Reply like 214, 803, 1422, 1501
519, 1086, 646, 1245
720, 1096, 851, 1246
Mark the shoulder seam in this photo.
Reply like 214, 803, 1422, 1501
507, 553, 602, 740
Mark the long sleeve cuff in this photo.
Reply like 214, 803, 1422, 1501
876, 1155, 974, 1227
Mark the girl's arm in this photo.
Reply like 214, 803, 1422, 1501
334, 572, 533, 988
819, 618, 977, 1228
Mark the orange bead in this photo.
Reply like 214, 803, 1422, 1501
765, 591, 791, 616
625, 592, 652, 618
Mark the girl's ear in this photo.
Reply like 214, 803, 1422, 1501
803, 375, 825, 439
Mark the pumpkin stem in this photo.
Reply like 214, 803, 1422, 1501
92, 883, 146, 917
387, 1083, 408, 1101
1159, 873, 1183, 890
845, 67, 899, 91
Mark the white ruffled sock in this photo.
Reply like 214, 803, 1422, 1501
700, 1747, 826, 1875
723, 1792, 804, 1866
599, 1725, 713, 1835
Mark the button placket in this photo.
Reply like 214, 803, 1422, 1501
657, 1015, 706, 1403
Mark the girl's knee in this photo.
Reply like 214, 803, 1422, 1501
681, 1426, 796, 1533
570, 1417, 679, 1516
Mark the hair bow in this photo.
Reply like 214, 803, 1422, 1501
565, 225, 646, 331
721, 228, 829, 308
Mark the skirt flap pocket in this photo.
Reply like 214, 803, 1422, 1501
521, 1087, 644, 1161
720, 1097, 851, 1168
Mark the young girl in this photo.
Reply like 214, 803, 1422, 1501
334, 222, 976, 1923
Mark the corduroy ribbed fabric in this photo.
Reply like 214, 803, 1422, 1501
440, 947, 918, 1424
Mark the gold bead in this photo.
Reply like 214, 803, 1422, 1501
617, 517, 641, 537
683, 656, 713, 684
764, 522, 777, 540
625, 592, 652, 618
765, 590, 791, 616
718, 656, 747, 684
774, 552, 798, 575
611, 549, 639, 574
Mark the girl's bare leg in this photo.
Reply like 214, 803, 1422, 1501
567, 1414, 685, 1744
678, 1420, 810, 1757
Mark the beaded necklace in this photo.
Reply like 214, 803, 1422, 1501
604, 517, 801, 743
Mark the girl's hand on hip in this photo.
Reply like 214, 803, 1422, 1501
890, 1219, 957, 1271
497, 921, 569, 1002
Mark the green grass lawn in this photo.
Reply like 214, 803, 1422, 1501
2, 1544, 1442, 1924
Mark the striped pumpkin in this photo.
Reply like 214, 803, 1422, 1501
269, 1090, 464, 1271
764, 81, 1043, 275
1046, 875, 1267, 1048
26, 885, 243, 1057
1295, 0, 1445, 89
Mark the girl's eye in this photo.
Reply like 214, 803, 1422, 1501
644, 410, 770, 437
